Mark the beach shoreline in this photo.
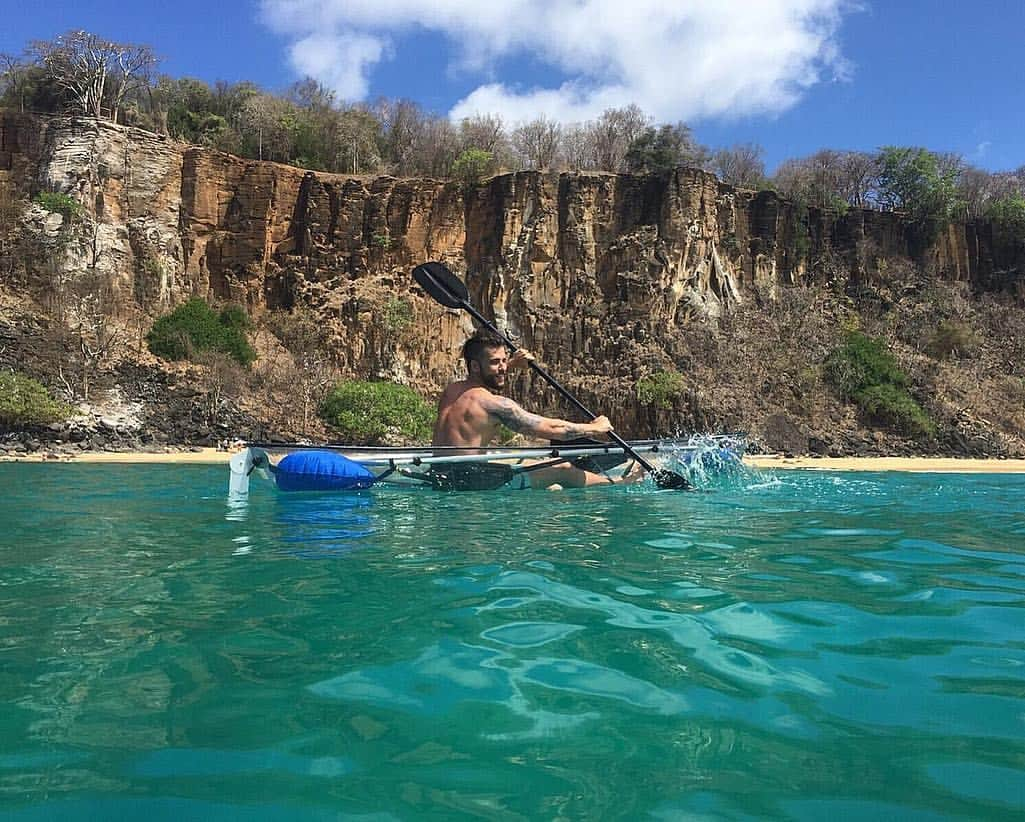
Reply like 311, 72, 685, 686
2, 449, 1025, 473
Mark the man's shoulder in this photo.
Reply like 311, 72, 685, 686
440, 382, 495, 405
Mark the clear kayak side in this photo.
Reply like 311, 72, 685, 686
227, 436, 745, 495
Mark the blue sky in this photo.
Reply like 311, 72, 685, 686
2, 1, 1022, 174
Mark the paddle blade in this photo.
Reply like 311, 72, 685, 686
412, 261, 469, 309
652, 468, 693, 490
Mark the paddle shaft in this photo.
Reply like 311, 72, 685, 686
456, 300, 665, 476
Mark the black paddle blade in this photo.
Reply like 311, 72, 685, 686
652, 468, 693, 490
412, 261, 470, 309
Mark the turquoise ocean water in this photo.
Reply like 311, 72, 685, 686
1, 462, 1023, 820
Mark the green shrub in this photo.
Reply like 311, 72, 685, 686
924, 320, 978, 360
33, 191, 82, 221
986, 194, 1025, 237
319, 380, 434, 444
382, 297, 413, 332
636, 370, 685, 409
146, 298, 255, 366
825, 330, 933, 436
0, 371, 72, 427
856, 383, 936, 436
824, 331, 906, 399
452, 148, 494, 190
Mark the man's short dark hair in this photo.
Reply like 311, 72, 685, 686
462, 330, 507, 370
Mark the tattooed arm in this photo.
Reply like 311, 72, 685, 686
485, 396, 613, 441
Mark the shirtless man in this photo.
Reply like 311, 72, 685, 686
432, 331, 637, 488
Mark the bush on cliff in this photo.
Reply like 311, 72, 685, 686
986, 194, 1025, 237
146, 298, 256, 367
319, 380, 434, 445
825, 330, 935, 436
452, 148, 494, 189
0, 371, 72, 427
636, 370, 685, 409
33, 191, 82, 222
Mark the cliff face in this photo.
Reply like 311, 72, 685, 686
2, 112, 1023, 449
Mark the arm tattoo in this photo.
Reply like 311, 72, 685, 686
489, 397, 546, 435
488, 397, 589, 439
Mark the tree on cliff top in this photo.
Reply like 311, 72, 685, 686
28, 30, 158, 123
624, 123, 708, 174
875, 146, 963, 223
590, 105, 650, 172
511, 116, 562, 171
772, 149, 877, 210
713, 143, 768, 189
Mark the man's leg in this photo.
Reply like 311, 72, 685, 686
527, 460, 645, 488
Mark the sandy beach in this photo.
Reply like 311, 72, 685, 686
3, 448, 1025, 473
743, 455, 1025, 473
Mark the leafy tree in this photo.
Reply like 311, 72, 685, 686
159, 77, 228, 143
146, 298, 255, 366
333, 106, 384, 174
0, 371, 72, 426
319, 380, 434, 444
452, 148, 494, 189
875, 146, 963, 223
624, 123, 707, 174
985, 194, 1025, 237
238, 93, 298, 163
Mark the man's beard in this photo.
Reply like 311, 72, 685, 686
481, 372, 506, 391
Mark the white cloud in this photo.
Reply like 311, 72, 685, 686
287, 31, 388, 101
260, 0, 856, 124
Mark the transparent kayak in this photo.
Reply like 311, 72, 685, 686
229, 436, 744, 494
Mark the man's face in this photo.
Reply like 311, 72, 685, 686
472, 345, 509, 390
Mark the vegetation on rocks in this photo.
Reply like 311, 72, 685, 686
825, 330, 935, 437
319, 380, 434, 445
32, 191, 82, 221
146, 298, 255, 367
0, 371, 72, 426
987, 194, 1025, 235
451, 148, 495, 189
636, 370, 685, 409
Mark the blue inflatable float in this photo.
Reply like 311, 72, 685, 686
273, 450, 377, 492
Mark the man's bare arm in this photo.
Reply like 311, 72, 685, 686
486, 396, 612, 441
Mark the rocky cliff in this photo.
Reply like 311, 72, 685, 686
2, 112, 1023, 454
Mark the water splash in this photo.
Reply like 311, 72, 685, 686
652, 433, 753, 490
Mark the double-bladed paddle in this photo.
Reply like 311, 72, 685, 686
412, 261, 692, 490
